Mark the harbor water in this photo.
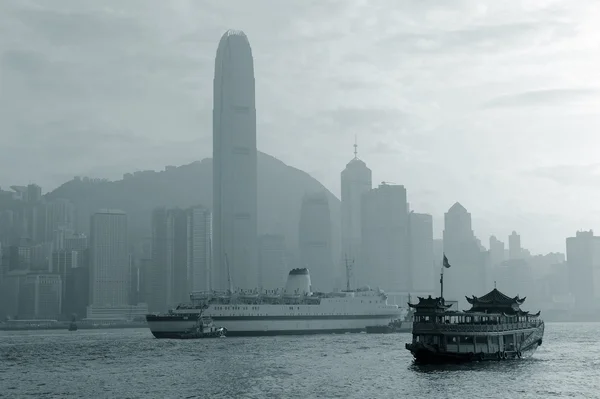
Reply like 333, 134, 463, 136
1, 323, 599, 398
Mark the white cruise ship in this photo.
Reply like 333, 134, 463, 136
146, 268, 403, 338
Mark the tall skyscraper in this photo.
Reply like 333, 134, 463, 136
408, 212, 434, 293
45, 198, 75, 244
443, 202, 486, 309
187, 205, 212, 293
299, 192, 334, 292
150, 206, 212, 312
566, 230, 600, 309
88, 210, 129, 314
340, 141, 372, 288
509, 231, 522, 260
258, 234, 287, 291
360, 183, 410, 292
212, 30, 258, 291
489, 235, 505, 267
150, 208, 187, 312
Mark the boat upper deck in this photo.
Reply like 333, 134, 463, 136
413, 311, 543, 334
409, 288, 543, 335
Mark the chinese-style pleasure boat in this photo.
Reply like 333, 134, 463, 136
405, 288, 544, 363
406, 255, 544, 363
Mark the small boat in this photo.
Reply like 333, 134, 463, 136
68, 315, 78, 331
175, 316, 227, 339
366, 319, 408, 334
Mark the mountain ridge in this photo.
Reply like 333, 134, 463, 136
46, 151, 341, 263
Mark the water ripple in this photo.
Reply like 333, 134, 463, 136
1, 323, 599, 398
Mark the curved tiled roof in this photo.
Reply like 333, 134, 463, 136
408, 295, 453, 310
466, 288, 525, 305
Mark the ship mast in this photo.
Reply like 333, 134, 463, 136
208, 235, 212, 293
344, 254, 354, 291
225, 252, 233, 294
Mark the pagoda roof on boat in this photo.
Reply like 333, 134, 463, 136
466, 288, 525, 305
408, 295, 453, 311
465, 288, 532, 315
496, 309, 541, 317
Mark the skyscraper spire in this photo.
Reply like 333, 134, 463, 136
353, 135, 358, 159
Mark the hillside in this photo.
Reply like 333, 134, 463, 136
46, 152, 341, 261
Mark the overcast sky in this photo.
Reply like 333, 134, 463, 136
1, 0, 600, 254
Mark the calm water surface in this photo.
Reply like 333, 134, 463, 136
1, 323, 599, 398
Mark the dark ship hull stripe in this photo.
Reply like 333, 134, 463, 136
150, 328, 367, 338
146, 314, 398, 322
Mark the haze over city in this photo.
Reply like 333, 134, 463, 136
4, 2, 600, 398
2, 1, 600, 254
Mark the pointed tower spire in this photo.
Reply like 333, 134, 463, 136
353, 135, 358, 159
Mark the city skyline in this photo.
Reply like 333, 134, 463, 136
2, 1, 600, 254
2, 5, 599, 395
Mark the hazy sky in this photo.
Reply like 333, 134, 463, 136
1, 0, 600, 254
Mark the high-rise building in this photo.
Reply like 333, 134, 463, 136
65, 265, 89, 319
65, 234, 88, 251
259, 234, 287, 291
45, 199, 75, 242
26, 184, 42, 203
566, 230, 600, 309
299, 192, 334, 292
0, 270, 27, 318
408, 212, 434, 293
187, 205, 212, 293
25, 202, 45, 243
489, 235, 505, 267
18, 274, 62, 319
340, 141, 372, 289
150, 208, 188, 312
149, 205, 211, 311
509, 231, 522, 260
88, 210, 129, 316
212, 30, 258, 291
443, 202, 486, 309
52, 249, 79, 314
360, 183, 410, 292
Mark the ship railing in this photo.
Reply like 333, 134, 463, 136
413, 320, 543, 333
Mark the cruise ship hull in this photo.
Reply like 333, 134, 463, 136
146, 314, 398, 338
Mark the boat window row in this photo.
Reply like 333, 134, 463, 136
414, 333, 526, 348
415, 315, 536, 324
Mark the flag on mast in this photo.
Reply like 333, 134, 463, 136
443, 254, 451, 268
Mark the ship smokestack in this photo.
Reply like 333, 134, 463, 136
284, 268, 312, 295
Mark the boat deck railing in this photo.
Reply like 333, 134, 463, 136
413, 320, 543, 334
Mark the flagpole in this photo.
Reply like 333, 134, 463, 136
440, 265, 444, 302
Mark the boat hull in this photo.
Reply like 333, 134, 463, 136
406, 324, 545, 364
146, 314, 397, 338
406, 344, 542, 364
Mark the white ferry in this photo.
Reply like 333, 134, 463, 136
146, 268, 403, 338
